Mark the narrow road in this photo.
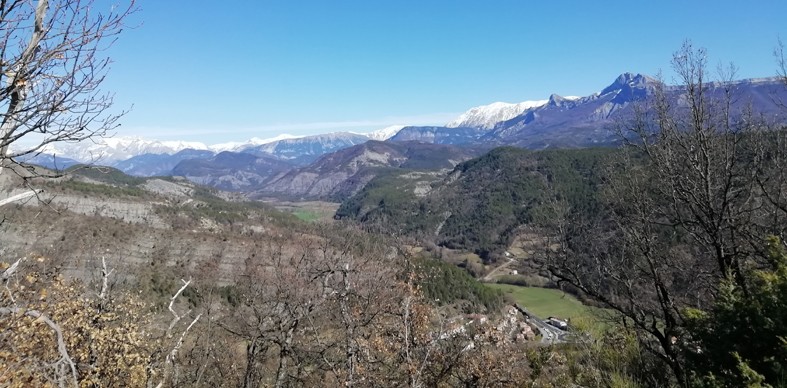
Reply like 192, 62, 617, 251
482, 257, 515, 282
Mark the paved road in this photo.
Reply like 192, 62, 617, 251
513, 304, 571, 345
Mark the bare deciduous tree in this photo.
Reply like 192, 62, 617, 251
776, 38, 787, 87
0, 0, 135, 175
544, 41, 787, 386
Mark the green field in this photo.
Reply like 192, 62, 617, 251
488, 284, 602, 321
292, 209, 321, 222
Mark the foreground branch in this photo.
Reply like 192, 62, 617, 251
1, 257, 24, 281
97, 256, 114, 305
0, 189, 42, 208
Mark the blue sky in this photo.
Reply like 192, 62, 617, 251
103, 1, 787, 144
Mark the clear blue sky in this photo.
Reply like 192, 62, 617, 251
102, 0, 787, 144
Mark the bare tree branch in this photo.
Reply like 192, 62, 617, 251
0, 0, 136, 176
543, 41, 787, 385
0, 188, 41, 207
156, 313, 202, 388
1, 256, 23, 281
166, 278, 192, 338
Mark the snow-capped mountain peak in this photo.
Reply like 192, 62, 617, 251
160, 140, 209, 151
446, 100, 549, 129
248, 134, 304, 145
363, 125, 405, 141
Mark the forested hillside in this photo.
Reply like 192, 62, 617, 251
337, 146, 614, 261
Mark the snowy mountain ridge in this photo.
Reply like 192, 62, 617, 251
209, 134, 304, 153
36, 127, 405, 166
361, 125, 405, 141
40, 136, 209, 164
446, 100, 549, 129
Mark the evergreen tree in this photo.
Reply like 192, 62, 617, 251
684, 237, 787, 387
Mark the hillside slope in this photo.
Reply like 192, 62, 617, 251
254, 140, 478, 200
337, 146, 614, 260
0, 165, 309, 283
114, 149, 215, 177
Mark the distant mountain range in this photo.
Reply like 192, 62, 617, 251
17, 73, 787, 196
252, 140, 478, 200
393, 73, 787, 148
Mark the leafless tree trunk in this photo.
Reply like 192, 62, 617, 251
274, 319, 298, 388
241, 338, 267, 388
338, 262, 358, 386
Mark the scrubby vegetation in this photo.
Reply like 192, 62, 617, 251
682, 237, 787, 386
66, 165, 148, 186
53, 178, 148, 198
42, 165, 150, 198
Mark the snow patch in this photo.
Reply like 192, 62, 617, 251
360, 125, 405, 141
